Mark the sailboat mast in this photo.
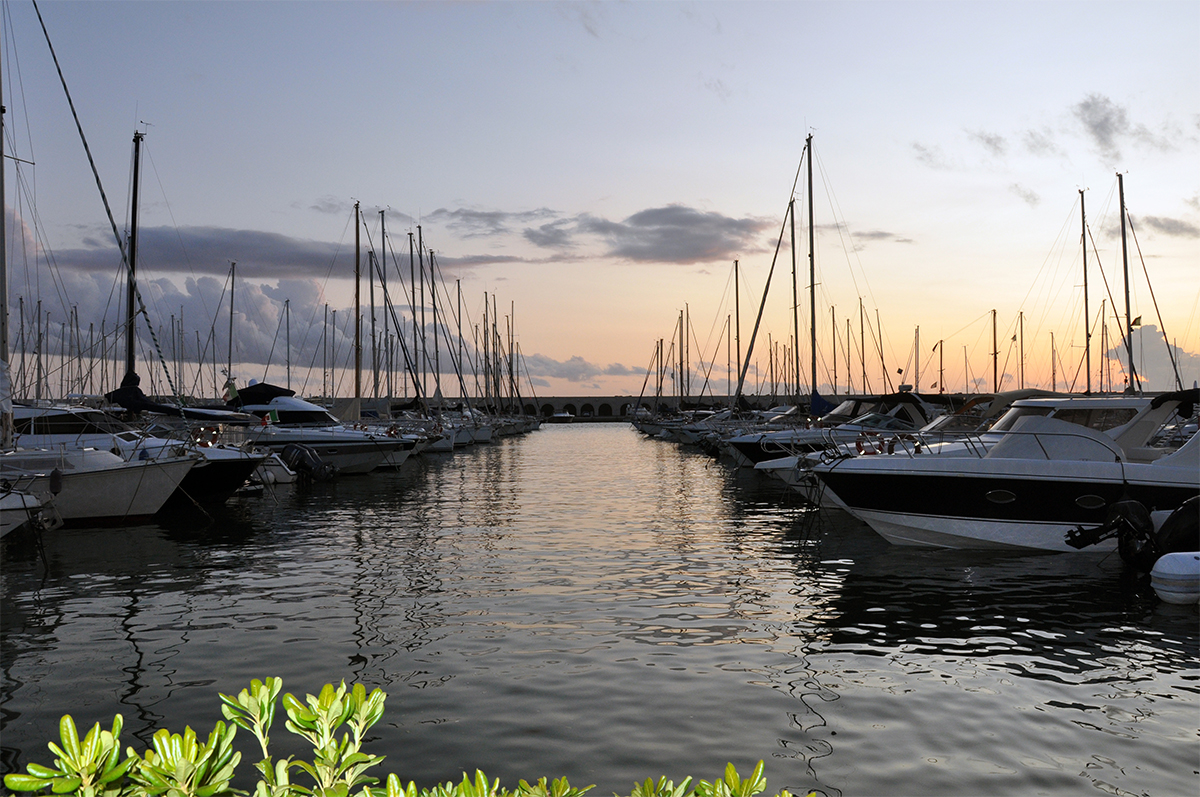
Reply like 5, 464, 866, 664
381, 210, 391, 402
125, 130, 144, 379
991, 308, 998, 392
734, 259, 740, 400
831, 306, 837, 395
227, 261, 235, 384
1, 88, 10, 448
354, 200, 362, 402
1117, 173, 1137, 392
806, 133, 817, 404
914, 326, 920, 390
369, 248, 378, 400
1080, 188, 1091, 393
789, 197, 799, 402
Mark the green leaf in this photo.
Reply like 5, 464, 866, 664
24, 763, 62, 779
4, 773, 53, 792
50, 775, 82, 793
57, 716, 81, 763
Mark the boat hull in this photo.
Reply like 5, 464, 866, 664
1, 449, 197, 525
816, 457, 1199, 552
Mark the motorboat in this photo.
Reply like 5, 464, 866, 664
723, 391, 943, 468
784, 391, 1160, 505
810, 389, 1199, 552
226, 382, 402, 474
13, 402, 266, 506
0, 446, 197, 525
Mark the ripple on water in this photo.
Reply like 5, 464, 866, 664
3, 425, 1197, 797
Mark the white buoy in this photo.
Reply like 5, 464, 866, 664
1151, 552, 1200, 605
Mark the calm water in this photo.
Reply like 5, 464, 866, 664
2, 424, 1197, 797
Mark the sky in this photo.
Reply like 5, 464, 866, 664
2, 0, 1198, 403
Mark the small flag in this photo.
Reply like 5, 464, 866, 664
260, 409, 279, 426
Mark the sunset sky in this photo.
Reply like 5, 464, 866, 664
3, 0, 1198, 402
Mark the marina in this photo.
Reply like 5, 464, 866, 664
3, 423, 1197, 797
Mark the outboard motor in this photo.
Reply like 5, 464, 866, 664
279, 443, 337, 484
1067, 497, 1200, 572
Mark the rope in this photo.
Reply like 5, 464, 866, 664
32, 0, 180, 402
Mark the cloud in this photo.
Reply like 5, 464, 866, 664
43, 226, 348, 281
306, 195, 352, 215
1009, 183, 1040, 207
426, 207, 556, 238
817, 222, 912, 247
967, 129, 1007, 157
577, 205, 772, 264
1104, 325, 1199, 391
1074, 94, 1130, 161
911, 142, 950, 169
522, 353, 634, 382
524, 218, 578, 248
1072, 93, 1177, 162
1137, 215, 1200, 238
1021, 127, 1061, 157
703, 76, 732, 101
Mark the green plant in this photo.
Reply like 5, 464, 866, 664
281, 682, 387, 797
4, 680, 807, 797
125, 723, 241, 797
219, 678, 294, 797
2, 714, 133, 796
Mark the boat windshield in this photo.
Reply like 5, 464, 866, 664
920, 411, 989, 434
989, 404, 1142, 435
988, 406, 1054, 433
845, 413, 917, 431
265, 409, 342, 425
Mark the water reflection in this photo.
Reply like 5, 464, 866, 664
2, 426, 1196, 797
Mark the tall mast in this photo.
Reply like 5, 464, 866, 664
830, 306, 837, 395
914, 326, 920, 390
1117, 172, 1137, 392
369, 247, 378, 400
789, 197, 799, 402
734, 259, 740, 397
418, 226, 426, 399
380, 210, 391, 402
227, 261, 235, 384
859, 298, 866, 391
991, 308, 998, 392
1080, 189, 1091, 393
806, 133, 817, 404
354, 200, 362, 402
125, 130, 145, 379
408, 231, 416, 399
1017, 313, 1024, 389
1, 83, 10, 448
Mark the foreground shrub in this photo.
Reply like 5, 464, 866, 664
3, 679, 803, 797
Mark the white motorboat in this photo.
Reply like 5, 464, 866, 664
13, 402, 266, 506
811, 389, 1199, 552
724, 392, 941, 467
227, 382, 402, 474
0, 446, 197, 525
788, 391, 1160, 506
